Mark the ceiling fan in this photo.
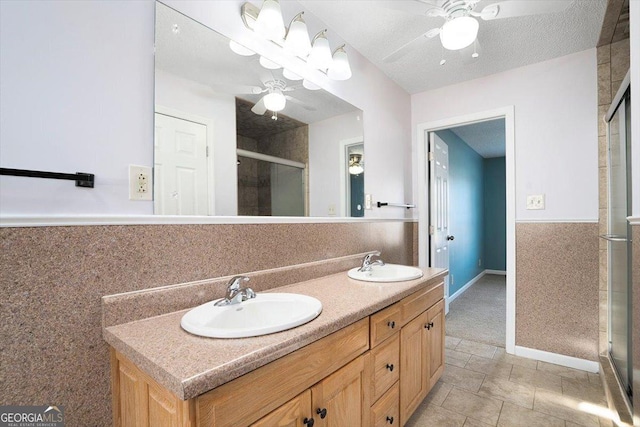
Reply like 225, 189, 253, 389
383, 0, 574, 62
229, 78, 315, 119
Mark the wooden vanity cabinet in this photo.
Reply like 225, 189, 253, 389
110, 282, 444, 427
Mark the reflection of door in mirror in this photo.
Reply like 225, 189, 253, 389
345, 143, 365, 217
154, 112, 210, 215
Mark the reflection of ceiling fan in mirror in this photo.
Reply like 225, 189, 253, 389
234, 78, 316, 120
383, 0, 573, 63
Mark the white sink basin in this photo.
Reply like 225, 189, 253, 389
347, 264, 424, 283
181, 293, 322, 338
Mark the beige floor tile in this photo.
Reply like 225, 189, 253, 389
492, 348, 538, 370
441, 365, 486, 393
465, 355, 513, 379
463, 417, 494, 426
447, 348, 473, 363
447, 357, 469, 368
455, 340, 497, 359
477, 376, 535, 409
447, 336, 463, 349
533, 388, 600, 427
509, 365, 563, 393
423, 381, 454, 406
404, 403, 466, 427
442, 388, 503, 426
536, 361, 590, 380
561, 377, 606, 405
497, 402, 564, 427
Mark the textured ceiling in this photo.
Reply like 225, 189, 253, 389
299, 0, 607, 94
450, 119, 506, 158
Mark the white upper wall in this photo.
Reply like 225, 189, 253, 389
412, 49, 599, 221
0, 0, 412, 219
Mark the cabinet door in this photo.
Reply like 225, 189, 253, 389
311, 355, 368, 427
251, 390, 313, 427
426, 300, 445, 388
399, 311, 429, 425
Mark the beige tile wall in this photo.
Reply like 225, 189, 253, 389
515, 222, 599, 361
0, 221, 415, 427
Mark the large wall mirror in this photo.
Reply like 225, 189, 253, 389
154, 2, 365, 217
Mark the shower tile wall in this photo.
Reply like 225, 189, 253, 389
0, 221, 415, 427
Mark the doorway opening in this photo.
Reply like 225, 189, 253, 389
418, 106, 515, 353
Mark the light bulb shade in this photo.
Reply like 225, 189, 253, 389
255, 0, 285, 41
285, 14, 312, 57
349, 164, 364, 175
259, 56, 281, 70
328, 46, 352, 80
263, 92, 286, 111
307, 32, 333, 71
283, 68, 303, 81
440, 16, 479, 50
302, 79, 321, 90
349, 154, 363, 175
229, 40, 255, 56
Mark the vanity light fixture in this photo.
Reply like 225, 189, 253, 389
259, 56, 282, 70
254, 0, 285, 41
283, 68, 303, 81
240, 2, 352, 82
349, 154, 364, 175
439, 16, 479, 51
229, 40, 256, 56
327, 45, 352, 81
302, 79, 321, 91
284, 12, 311, 58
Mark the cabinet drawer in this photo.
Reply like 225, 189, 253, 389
370, 382, 399, 427
370, 302, 401, 347
401, 282, 443, 324
371, 334, 399, 403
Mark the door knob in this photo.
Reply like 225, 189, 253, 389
446, 235, 455, 241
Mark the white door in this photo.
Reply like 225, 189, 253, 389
154, 113, 209, 215
429, 132, 452, 314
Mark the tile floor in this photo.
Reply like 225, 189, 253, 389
405, 336, 614, 427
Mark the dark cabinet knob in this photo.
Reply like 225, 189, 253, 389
425, 322, 434, 330
386, 363, 394, 372
303, 417, 314, 427
316, 408, 327, 419
387, 321, 396, 329
386, 416, 394, 424
447, 235, 455, 241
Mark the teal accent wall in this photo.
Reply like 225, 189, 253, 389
483, 157, 506, 271
436, 130, 484, 296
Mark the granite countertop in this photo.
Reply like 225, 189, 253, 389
103, 267, 447, 400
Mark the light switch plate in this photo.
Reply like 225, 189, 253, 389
364, 194, 372, 210
526, 194, 545, 210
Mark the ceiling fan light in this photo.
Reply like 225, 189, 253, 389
285, 13, 312, 58
307, 30, 333, 71
259, 55, 281, 70
255, 0, 285, 41
440, 16, 479, 51
328, 45, 352, 81
263, 91, 286, 111
283, 68, 303, 81
229, 40, 255, 56
302, 79, 321, 90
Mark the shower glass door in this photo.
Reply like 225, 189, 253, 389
606, 85, 632, 401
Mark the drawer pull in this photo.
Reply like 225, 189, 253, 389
387, 321, 396, 329
386, 416, 394, 424
303, 417, 315, 427
386, 363, 394, 372
316, 408, 327, 419
425, 322, 434, 330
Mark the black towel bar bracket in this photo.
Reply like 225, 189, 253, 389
0, 168, 95, 188
377, 202, 415, 209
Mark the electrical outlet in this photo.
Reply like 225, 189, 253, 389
365, 194, 372, 210
478, 258, 482, 267
129, 165, 152, 201
450, 274, 454, 285
328, 204, 336, 216
526, 194, 545, 210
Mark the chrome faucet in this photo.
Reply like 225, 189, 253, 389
358, 251, 385, 272
214, 276, 256, 306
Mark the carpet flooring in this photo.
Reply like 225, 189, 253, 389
445, 274, 506, 348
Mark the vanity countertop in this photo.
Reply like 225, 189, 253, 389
103, 267, 447, 400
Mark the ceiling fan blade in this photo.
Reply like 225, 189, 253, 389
383, 28, 440, 63
285, 95, 317, 111
251, 97, 267, 115
480, 0, 573, 20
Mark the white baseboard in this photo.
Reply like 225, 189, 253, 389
514, 345, 599, 373
448, 271, 486, 303
485, 269, 506, 275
